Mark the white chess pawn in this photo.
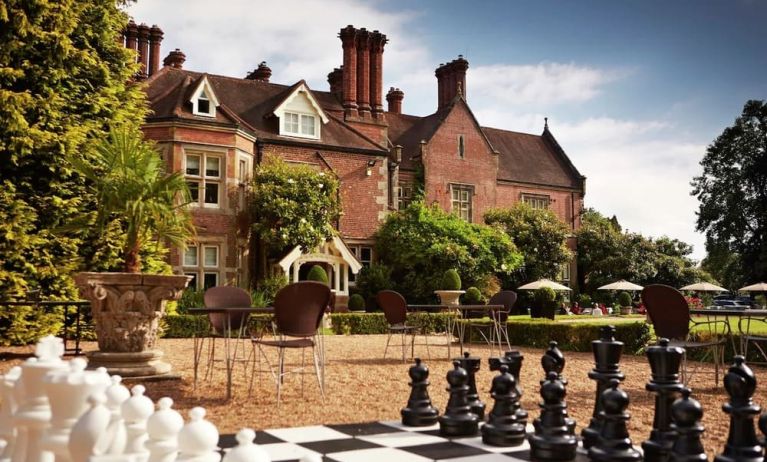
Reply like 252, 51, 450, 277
0, 366, 22, 462
104, 376, 130, 455
42, 359, 110, 462
177, 408, 220, 462
145, 397, 183, 462
13, 335, 67, 462
68, 393, 111, 462
121, 385, 153, 459
221, 429, 269, 462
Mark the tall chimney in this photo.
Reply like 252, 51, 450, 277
355, 28, 371, 117
328, 67, 344, 101
452, 55, 468, 100
163, 49, 186, 69
435, 63, 447, 109
386, 87, 404, 114
245, 62, 272, 82
435, 56, 469, 109
369, 30, 387, 119
148, 25, 163, 76
125, 20, 138, 53
339, 25, 358, 118
136, 23, 150, 78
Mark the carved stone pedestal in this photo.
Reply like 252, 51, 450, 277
75, 272, 191, 378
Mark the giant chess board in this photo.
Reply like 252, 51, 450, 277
218, 420, 598, 462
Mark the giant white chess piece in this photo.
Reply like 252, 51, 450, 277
146, 398, 183, 462
42, 358, 110, 462
177, 408, 220, 462
68, 393, 112, 462
221, 429, 269, 462
104, 376, 130, 455
121, 385, 153, 460
0, 366, 21, 462
13, 335, 67, 462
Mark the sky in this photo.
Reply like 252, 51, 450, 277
127, 0, 767, 261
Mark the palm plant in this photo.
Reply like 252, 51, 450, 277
75, 128, 195, 273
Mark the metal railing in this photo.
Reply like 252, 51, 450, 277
0, 297, 90, 355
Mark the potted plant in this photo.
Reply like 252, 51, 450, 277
532, 287, 557, 320
434, 269, 465, 306
73, 128, 195, 377
618, 291, 633, 315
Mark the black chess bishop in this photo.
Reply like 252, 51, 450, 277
714, 356, 762, 462
587, 378, 642, 462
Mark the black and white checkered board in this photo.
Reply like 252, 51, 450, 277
219, 420, 595, 461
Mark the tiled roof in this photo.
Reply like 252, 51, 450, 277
144, 67, 386, 153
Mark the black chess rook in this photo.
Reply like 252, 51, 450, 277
587, 378, 642, 462
669, 388, 707, 462
457, 351, 485, 419
481, 365, 526, 446
528, 371, 577, 461
582, 325, 625, 449
401, 358, 439, 427
439, 360, 479, 437
714, 356, 762, 462
643, 338, 685, 462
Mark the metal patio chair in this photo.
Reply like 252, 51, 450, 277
377, 290, 429, 361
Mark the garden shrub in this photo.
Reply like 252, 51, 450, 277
576, 293, 592, 308
348, 294, 365, 311
618, 291, 632, 307
306, 265, 329, 284
441, 269, 462, 290
354, 264, 393, 311
162, 314, 274, 338
176, 288, 204, 314
258, 273, 288, 303
0, 304, 63, 346
464, 287, 483, 304
532, 287, 557, 319
504, 318, 650, 354
329, 312, 454, 335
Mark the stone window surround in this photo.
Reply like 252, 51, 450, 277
450, 183, 474, 222
184, 150, 224, 209
521, 192, 551, 210
182, 241, 223, 290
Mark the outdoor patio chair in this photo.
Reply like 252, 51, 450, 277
642, 284, 729, 385
487, 290, 517, 352
202, 286, 253, 380
377, 290, 429, 361
250, 281, 330, 403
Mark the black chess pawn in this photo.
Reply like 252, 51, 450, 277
588, 378, 642, 462
457, 351, 486, 419
714, 356, 762, 462
643, 338, 685, 462
669, 388, 707, 462
582, 325, 625, 449
528, 371, 578, 461
482, 365, 526, 446
401, 358, 439, 427
541, 341, 575, 434
439, 360, 479, 437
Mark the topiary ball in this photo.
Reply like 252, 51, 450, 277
618, 291, 632, 307
306, 265, 329, 284
464, 287, 483, 304
441, 269, 462, 290
348, 293, 365, 310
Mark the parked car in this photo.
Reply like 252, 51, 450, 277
713, 294, 758, 309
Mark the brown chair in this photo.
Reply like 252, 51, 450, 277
202, 286, 253, 380
377, 290, 427, 361
488, 290, 517, 352
251, 281, 331, 403
642, 284, 728, 385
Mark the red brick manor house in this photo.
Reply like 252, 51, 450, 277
123, 22, 586, 301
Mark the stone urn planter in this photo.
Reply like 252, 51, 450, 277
434, 290, 465, 306
75, 272, 191, 377
620, 306, 633, 315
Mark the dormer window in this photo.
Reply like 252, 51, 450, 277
283, 112, 316, 137
274, 82, 328, 140
190, 76, 219, 117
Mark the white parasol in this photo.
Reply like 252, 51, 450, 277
597, 280, 644, 291
739, 282, 767, 292
680, 282, 727, 292
517, 278, 572, 291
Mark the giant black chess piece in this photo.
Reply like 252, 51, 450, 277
541, 341, 575, 434
669, 388, 707, 462
714, 356, 762, 462
482, 365, 526, 446
457, 351, 486, 419
401, 358, 439, 427
439, 361, 479, 437
582, 325, 625, 449
528, 371, 577, 461
588, 378, 642, 462
489, 350, 527, 426
643, 338, 685, 462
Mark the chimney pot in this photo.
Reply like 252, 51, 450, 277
246, 61, 272, 82
136, 23, 150, 79
339, 26, 359, 117
148, 25, 163, 77
386, 87, 404, 114
163, 48, 186, 69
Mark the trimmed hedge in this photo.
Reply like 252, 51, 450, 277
162, 314, 274, 338
330, 312, 455, 336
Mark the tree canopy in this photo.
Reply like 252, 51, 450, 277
692, 100, 767, 285
0, 0, 148, 299
484, 204, 572, 288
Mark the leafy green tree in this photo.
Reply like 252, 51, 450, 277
0, 1, 148, 298
692, 100, 767, 284
701, 243, 744, 291
249, 158, 341, 281
484, 204, 572, 287
375, 202, 522, 302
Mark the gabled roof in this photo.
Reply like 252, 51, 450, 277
145, 68, 386, 153
272, 80, 329, 124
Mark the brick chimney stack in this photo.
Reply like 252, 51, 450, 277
163, 49, 186, 69
136, 23, 150, 78
148, 25, 163, 77
328, 67, 344, 101
436, 55, 469, 109
386, 87, 404, 114
339, 25, 358, 118
369, 30, 387, 119
355, 28, 371, 117
125, 20, 138, 53
245, 62, 272, 82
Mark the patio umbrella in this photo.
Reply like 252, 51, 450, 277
597, 280, 644, 291
680, 282, 727, 292
517, 278, 572, 291
739, 282, 767, 292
